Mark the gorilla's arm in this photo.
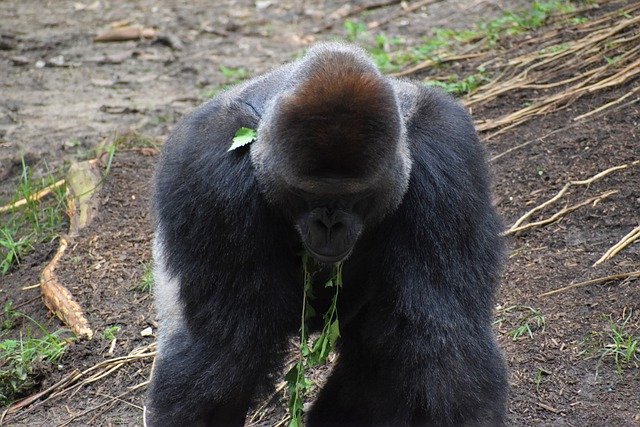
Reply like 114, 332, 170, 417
147, 98, 301, 426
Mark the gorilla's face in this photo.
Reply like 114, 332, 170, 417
295, 205, 364, 264
283, 185, 374, 264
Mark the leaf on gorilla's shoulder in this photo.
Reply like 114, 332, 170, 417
228, 127, 257, 151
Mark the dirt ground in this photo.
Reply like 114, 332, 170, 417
1, 0, 639, 426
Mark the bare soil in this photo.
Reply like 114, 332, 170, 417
1, 1, 639, 426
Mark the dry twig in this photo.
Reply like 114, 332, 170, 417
505, 164, 632, 235
504, 190, 617, 236
539, 271, 640, 297
2, 343, 156, 422
593, 225, 640, 266
0, 179, 65, 213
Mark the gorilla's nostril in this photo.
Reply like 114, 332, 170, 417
314, 219, 328, 230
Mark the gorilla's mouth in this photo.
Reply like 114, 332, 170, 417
305, 246, 352, 264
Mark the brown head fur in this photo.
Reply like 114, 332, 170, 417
273, 49, 401, 179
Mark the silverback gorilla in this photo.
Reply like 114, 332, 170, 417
146, 43, 507, 426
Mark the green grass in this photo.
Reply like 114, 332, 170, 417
601, 312, 639, 374
425, 71, 488, 96
344, 20, 367, 42
478, 0, 575, 44
0, 309, 73, 406
132, 263, 154, 293
0, 159, 66, 275
1, 301, 20, 332
495, 305, 546, 341
101, 325, 121, 341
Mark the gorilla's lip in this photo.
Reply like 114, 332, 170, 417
305, 247, 352, 264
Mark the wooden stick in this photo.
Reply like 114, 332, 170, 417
40, 236, 94, 339
391, 52, 486, 77
539, 271, 640, 297
507, 164, 629, 232
504, 190, 617, 235
1, 369, 81, 418
593, 225, 640, 266
574, 85, 640, 120
0, 179, 65, 213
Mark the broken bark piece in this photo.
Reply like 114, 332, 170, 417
41, 237, 93, 339
66, 160, 102, 235
40, 160, 103, 339
94, 26, 156, 42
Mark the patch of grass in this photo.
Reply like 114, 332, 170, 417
601, 312, 639, 374
132, 263, 153, 292
344, 20, 367, 42
496, 305, 546, 341
1, 301, 20, 332
101, 325, 121, 341
220, 65, 248, 83
0, 229, 32, 275
534, 367, 551, 391
509, 307, 546, 340
0, 159, 66, 275
368, 33, 406, 73
0, 313, 73, 406
478, 0, 575, 45
425, 71, 488, 96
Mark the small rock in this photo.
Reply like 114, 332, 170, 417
35, 59, 46, 68
140, 327, 153, 337
47, 55, 65, 67
255, 0, 273, 10
10, 55, 29, 66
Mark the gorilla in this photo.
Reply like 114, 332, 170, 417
146, 42, 507, 426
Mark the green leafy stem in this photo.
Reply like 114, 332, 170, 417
286, 254, 343, 427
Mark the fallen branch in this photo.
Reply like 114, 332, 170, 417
40, 236, 93, 339
94, 26, 155, 42
0, 179, 65, 213
40, 161, 103, 339
59, 389, 136, 426
506, 164, 631, 233
0, 369, 80, 422
593, 225, 640, 266
574, 85, 640, 120
504, 190, 617, 236
538, 271, 640, 297
390, 52, 486, 77
2, 343, 156, 422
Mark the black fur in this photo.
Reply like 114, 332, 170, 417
146, 43, 507, 427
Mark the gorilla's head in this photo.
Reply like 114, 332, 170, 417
251, 43, 412, 263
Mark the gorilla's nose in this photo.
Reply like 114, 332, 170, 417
312, 208, 345, 239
